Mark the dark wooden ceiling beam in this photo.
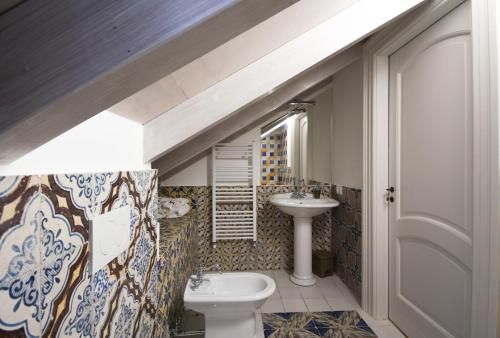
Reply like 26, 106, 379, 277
0, 0, 297, 164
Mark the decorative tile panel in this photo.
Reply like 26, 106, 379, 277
331, 186, 362, 303
0, 175, 41, 338
0, 170, 158, 338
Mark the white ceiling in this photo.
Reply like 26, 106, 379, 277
109, 0, 357, 124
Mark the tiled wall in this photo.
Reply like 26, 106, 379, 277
159, 185, 331, 272
260, 127, 290, 185
331, 185, 362, 302
157, 210, 198, 335
0, 171, 159, 338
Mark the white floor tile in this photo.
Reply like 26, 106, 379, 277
255, 313, 265, 338
275, 277, 297, 289
269, 288, 281, 299
261, 299, 284, 313
304, 298, 331, 312
279, 287, 301, 299
274, 270, 291, 279
371, 325, 407, 338
282, 298, 308, 312
315, 275, 336, 288
325, 297, 359, 311
318, 284, 344, 298
298, 286, 323, 299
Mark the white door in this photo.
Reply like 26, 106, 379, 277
388, 2, 472, 338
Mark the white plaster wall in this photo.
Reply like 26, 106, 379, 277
161, 156, 210, 186
160, 127, 261, 186
309, 88, 333, 184
495, 1, 500, 337
0, 111, 149, 175
331, 59, 364, 189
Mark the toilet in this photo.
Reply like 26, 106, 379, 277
183, 272, 276, 338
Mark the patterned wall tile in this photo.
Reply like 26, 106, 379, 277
0, 175, 42, 338
160, 184, 331, 274
331, 186, 362, 303
0, 171, 158, 338
107, 283, 141, 338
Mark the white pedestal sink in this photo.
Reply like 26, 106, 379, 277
270, 193, 339, 286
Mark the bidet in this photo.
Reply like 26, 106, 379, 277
184, 272, 275, 338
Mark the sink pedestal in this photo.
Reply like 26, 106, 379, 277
269, 193, 339, 287
290, 216, 316, 286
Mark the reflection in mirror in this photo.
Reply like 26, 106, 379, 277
260, 102, 314, 185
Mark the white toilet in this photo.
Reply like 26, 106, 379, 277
183, 272, 276, 338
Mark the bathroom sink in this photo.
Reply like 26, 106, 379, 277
270, 193, 339, 218
270, 193, 339, 286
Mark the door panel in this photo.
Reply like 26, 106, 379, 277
389, 2, 472, 338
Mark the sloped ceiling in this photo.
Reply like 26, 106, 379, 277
143, 0, 425, 164
0, 0, 296, 164
0, 0, 23, 14
109, 0, 358, 124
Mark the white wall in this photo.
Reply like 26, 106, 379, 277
161, 156, 210, 186
309, 88, 333, 184
160, 127, 261, 186
330, 59, 364, 189
0, 111, 150, 175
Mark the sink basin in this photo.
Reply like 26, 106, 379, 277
270, 192, 340, 286
270, 193, 339, 218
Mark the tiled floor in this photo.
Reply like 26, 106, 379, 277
262, 311, 377, 337
256, 270, 406, 338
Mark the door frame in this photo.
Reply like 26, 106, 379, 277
362, 0, 499, 337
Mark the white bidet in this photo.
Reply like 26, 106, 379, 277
183, 272, 275, 338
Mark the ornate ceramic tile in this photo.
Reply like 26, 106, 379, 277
137, 306, 156, 338
0, 171, 159, 338
56, 258, 117, 338
331, 185, 362, 302
107, 284, 141, 338
0, 175, 41, 338
130, 171, 155, 207
53, 173, 119, 222
262, 311, 376, 338
38, 192, 85, 335
128, 225, 154, 291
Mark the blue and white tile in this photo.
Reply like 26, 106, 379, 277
129, 171, 154, 206
0, 190, 41, 338
0, 175, 23, 198
57, 261, 118, 338
127, 225, 154, 291
111, 180, 140, 264
38, 192, 84, 334
145, 258, 163, 309
108, 285, 140, 338
54, 173, 118, 220
136, 308, 155, 338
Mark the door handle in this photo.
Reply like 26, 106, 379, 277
386, 196, 394, 203
386, 187, 395, 193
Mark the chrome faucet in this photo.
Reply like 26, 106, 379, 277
291, 178, 306, 199
189, 263, 222, 290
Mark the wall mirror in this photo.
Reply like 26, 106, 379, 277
260, 102, 312, 185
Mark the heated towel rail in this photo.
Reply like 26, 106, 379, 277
212, 143, 257, 247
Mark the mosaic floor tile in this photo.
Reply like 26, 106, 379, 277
262, 311, 377, 338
